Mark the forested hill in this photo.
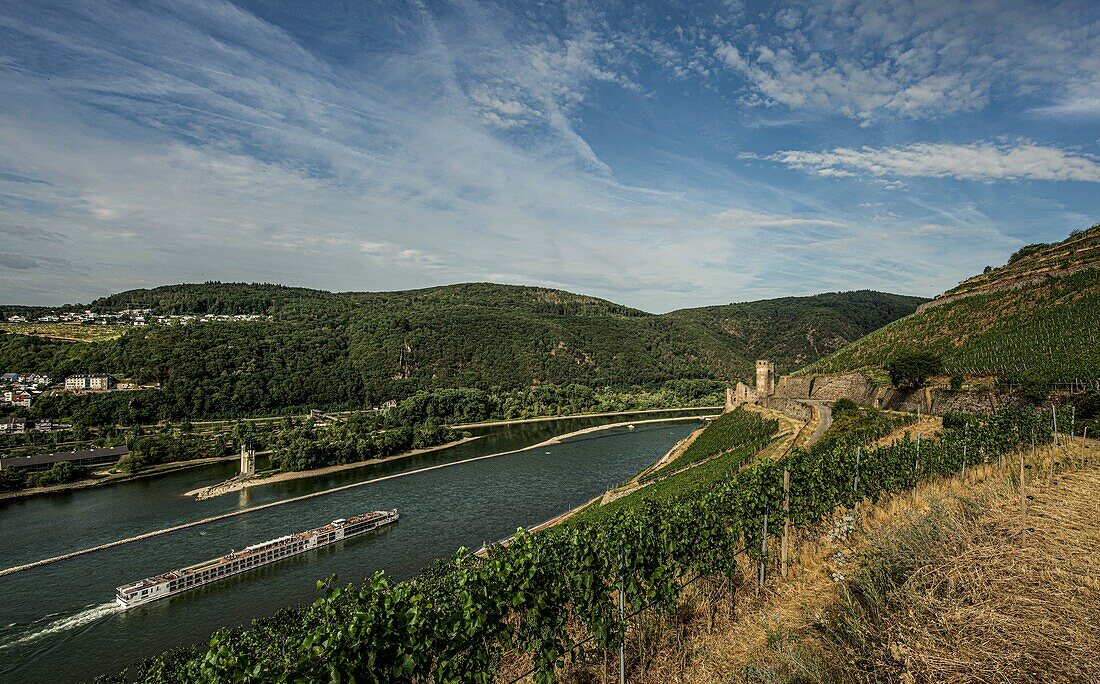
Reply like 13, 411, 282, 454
801, 224, 1100, 382
665, 290, 927, 372
0, 283, 922, 419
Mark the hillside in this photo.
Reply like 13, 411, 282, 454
666, 290, 926, 373
801, 225, 1100, 381
0, 283, 921, 420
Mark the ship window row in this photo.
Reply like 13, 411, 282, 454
164, 542, 314, 593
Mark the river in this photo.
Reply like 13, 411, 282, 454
0, 410, 708, 683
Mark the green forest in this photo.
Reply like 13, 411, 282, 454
0, 282, 922, 422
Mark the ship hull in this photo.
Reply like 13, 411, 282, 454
116, 510, 398, 609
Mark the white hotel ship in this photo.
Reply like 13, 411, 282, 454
116, 509, 399, 608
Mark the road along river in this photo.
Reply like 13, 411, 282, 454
0, 410, 708, 683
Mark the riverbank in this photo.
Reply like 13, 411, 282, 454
450, 406, 722, 430
556, 403, 810, 522
186, 415, 715, 499
473, 416, 718, 555
185, 436, 484, 499
0, 454, 242, 503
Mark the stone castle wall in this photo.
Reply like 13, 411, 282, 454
773, 372, 1026, 416
760, 397, 813, 422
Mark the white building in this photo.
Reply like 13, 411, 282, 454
65, 374, 115, 392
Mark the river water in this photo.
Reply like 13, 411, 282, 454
0, 411, 708, 683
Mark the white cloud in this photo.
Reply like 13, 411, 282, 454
713, 208, 847, 229
0, 0, 1087, 311
711, 0, 1100, 121
766, 142, 1100, 183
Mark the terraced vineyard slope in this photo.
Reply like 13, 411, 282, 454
801, 225, 1100, 382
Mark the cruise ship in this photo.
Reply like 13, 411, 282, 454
116, 509, 398, 608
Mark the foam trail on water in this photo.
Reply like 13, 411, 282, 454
0, 602, 121, 651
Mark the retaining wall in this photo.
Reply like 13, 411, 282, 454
773, 372, 1026, 415
760, 397, 814, 422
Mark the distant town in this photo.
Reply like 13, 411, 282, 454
0, 371, 158, 432
2, 308, 268, 326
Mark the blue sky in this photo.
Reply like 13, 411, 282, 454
1, 0, 1097, 311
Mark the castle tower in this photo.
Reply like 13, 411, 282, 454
755, 360, 775, 398
240, 443, 255, 477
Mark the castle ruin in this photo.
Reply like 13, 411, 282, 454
732, 359, 776, 405
240, 443, 255, 477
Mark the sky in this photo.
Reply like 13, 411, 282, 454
0, 0, 1098, 312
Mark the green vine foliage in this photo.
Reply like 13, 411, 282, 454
110, 407, 1052, 683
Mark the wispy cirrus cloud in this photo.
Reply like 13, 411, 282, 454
764, 142, 1100, 183
713, 208, 847, 229
711, 0, 1100, 122
0, 0, 1094, 310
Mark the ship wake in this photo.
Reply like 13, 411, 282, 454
0, 602, 122, 652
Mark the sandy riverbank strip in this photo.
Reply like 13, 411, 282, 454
186, 414, 716, 500
450, 406, 722, 430
185, 436, 485, 498
473, 416, 718, 554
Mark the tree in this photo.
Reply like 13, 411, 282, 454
831, 398, 860, 416
886, 352, 943, 390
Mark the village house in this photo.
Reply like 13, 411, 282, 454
0, 417, 29, 434
65, 374, 116, 392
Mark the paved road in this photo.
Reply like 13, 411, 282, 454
804, 400, 833, 445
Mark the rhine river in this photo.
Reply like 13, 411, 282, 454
0, 411, 709, 683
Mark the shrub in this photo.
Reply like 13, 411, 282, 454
831, 398, 860, 416
0, 467, 27, 492
1007, 243, 1048, 264
1001, 373, 1050, 403
949, 375, 964, 390
885, 352, 943, 390
27, 461, 86, 487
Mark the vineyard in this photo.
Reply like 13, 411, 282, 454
101, 403, 1055, 684
802, 267, 1100, 382
657, 408, 779, 473
0, 322, 127, 342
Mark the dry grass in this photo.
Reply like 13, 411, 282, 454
537, 438, 1100, 684
835, 448, 1100, 683
873, 414, 943, 448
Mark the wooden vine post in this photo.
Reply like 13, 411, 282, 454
758, 513, 768, 594
962, 424, 968, 480
1020, 451, 1027, 523
618, 575, 626, 684
853, 447, 861, 497
781, 468, 790, 579
912, 433, 921, 502
1052, 404, 1059, 448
